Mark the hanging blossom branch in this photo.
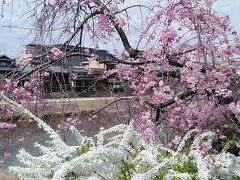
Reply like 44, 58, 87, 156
111, 48, 196, 66
0, 65, 238, 179
0, 91, 81, 160
91, 97, 134, 116
95, 0, 196, 67
8, 0, 240, 142
16, 10, 194, 82
0, 92, 60, 140
17, 10, 103, 80
15, 0, 195, 83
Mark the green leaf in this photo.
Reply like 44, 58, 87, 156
76, 142, 93, 156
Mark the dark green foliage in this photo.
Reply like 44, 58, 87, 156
153, 166, 168, 180
173, 159, 198, 176
157, 149, 172, 162
76, 142, 92, 156
118, 160, 136, 180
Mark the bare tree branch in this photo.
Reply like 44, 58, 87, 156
91, 97, 134, 116
17, 11, 102, 80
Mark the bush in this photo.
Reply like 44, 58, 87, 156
9, 120, 240, 180
2, 92, 239, 179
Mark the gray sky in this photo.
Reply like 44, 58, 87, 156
0, 0, 239, 58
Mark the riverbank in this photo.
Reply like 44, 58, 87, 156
0, 96, 134, 116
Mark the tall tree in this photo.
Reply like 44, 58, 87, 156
2, 0, 240, 142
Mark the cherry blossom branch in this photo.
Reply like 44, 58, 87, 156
224, 113, 240, 137
159, 90, 197, 110
114, 5, 152, 15
0, 92, 61, 139
153, 89, 240, 130
95, 0, 197, 69
111, 49, 195, 67
17, 12, 102, 80
95, 0, 141, 58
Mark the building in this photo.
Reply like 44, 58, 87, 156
0, 55, 17, 78
19, 44, 119, 95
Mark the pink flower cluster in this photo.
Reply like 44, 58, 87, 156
162, 26, 177, 44
26, 47, 35, 54
18, 0, 240, 147
151, 81, 173, 105
198, 139, 213, 157
57, 117, 81, 132
229, 102, 240, 121
0, 152, 11, 165
55, 0, 72, 7
102, 69, 118, 79
135, 109, 155, 141
84, 0, 95, 3
1, 79, 32, 114
168, 135, 182, 148
50, 47, 65, 58
0, 122, 16, 129
0, 76, 45, 132
0, 76, 45, 165
88, 68, 94, 75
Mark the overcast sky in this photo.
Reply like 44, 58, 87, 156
0, 0, 240, 58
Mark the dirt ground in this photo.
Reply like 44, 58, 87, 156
0, 171, 18, 180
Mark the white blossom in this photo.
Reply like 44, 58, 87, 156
2, 92, 239, 180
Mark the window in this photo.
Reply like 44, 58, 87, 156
0, 62, 10, 67
67, 56, 87, 66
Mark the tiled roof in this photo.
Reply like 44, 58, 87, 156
0, 55, 15, 62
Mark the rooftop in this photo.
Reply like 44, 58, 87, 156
0, 55, 15, 62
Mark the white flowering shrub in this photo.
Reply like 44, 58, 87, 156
9, 122, 240, 180
1, 92, 240, 180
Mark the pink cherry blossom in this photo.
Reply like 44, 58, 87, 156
50, 47, 65, 58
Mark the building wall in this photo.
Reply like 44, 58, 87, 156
88, 57, 106, 69
19, 46, 33, 65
